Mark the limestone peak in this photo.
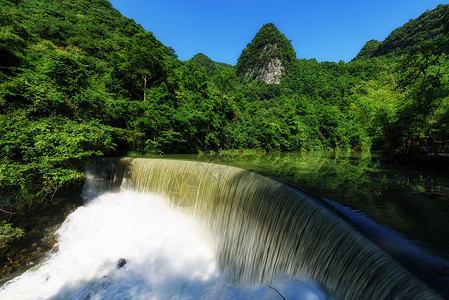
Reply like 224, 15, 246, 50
235, 23, 296, 84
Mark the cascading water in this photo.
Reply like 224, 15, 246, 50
0, 159, 326, 300
0, 158, 443, 299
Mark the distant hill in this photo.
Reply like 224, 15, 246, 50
353, 39, 382, 61
354, 4, 449, 60
235, 23, 296, 84
188, 53, 216, 76
214, 61, 234, 70
188, 53, 233, 76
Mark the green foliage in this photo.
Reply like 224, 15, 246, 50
0, 221, 25, 249
189, 53, 217, 76
0, 115, 118, 212
384, 37, 449, 156
353, 39, 381, 61
442, 5, 449, 34
355, 4, 449, 59
114, 32, 175, 100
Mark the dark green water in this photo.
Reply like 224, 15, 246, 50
148, 151, 449, 296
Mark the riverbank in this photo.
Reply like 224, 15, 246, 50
0, 186, 83, 280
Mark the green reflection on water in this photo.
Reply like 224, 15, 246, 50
142, 151, 449, 259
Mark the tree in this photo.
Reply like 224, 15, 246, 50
389, 34, 449, 155
116, 32, 172, 100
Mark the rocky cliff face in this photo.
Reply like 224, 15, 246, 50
243, 45, 284, 84
235, 23, 296, 84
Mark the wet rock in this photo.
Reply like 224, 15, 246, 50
424, 191, 449, 202
117, 258, 127, 269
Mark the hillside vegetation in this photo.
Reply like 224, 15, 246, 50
354, 4, 449, 60
235, 23, 296, 83
1, 0, 449, 274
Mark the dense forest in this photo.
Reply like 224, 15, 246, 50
0, 0, 448, 275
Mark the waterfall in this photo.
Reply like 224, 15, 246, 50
0, 157, 442, 300
86, 158, 442, 300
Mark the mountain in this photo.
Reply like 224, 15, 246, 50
188, 53, 234, 76
354, 4, 449, 60
189, 53, 216, 76
235, 23, 296, 84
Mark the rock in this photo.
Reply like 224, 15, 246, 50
235, 23, 296, 84
430, 192, 449, 202
424, 191, 449, 202
117, 258, 127, 269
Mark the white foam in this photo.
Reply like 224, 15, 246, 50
0, 191, 327, 300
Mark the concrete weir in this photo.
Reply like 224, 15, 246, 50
89, 157, 443, 300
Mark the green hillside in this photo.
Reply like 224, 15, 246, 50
354, 4, 449, 60
188, 53, 232, 76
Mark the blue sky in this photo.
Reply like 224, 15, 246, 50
109, 0, 447, 64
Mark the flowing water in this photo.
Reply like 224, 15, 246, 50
0, 183, 326, 299
183, 151, 449, 297
1, 153, 448, 299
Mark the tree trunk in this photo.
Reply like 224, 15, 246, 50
142, 75, 148, 101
